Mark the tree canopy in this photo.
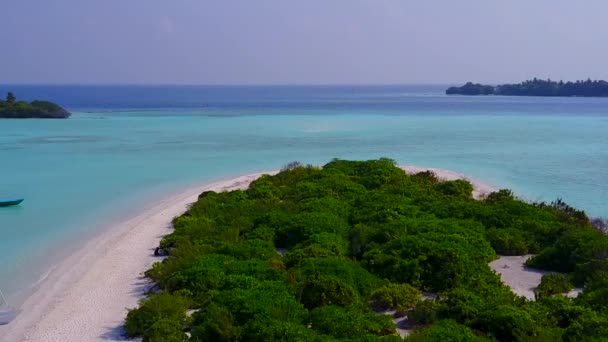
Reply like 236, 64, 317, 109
126, 159, 608, 341
0, 92, 70, 118
446, 78, 608, 97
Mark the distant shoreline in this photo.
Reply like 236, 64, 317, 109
446, 79, 608, 97
0, 92, 70, 119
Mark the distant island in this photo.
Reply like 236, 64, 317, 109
0, 92, 70, 118
446, 78, 608, 97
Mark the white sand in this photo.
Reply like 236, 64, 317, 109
0, 165, 498, 341
401, 165, 497, 199
489, 255, 547, 300
0, 172, 272, 342
489, 255, 583, 300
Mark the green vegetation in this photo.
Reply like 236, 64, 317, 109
126, 159, 608, 341
535, 274, 574, 300
408, 299, 439, 325
446, 82, 495, 95
446, 78, 608, 97
370, 282, 421, 312
0, 92, 70, 118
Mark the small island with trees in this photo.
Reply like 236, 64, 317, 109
124, 159, 608, 342
446, 78, 608, 97
0, 92, 70, 118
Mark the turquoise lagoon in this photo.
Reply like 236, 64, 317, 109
0, 85, 607, 303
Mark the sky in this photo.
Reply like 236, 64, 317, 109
1, 0, 608, 85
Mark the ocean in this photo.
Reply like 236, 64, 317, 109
0, 85, 607, 303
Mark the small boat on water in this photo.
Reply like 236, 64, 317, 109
0, 199, 23, 207
0, 288, 19, 325
0, 308, 19, 325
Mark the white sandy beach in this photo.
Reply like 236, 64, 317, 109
0, 166, 496, 342
0, 172, 274, 342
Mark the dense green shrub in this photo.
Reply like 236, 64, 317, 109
293, 257, 381, 298
298, 274, 358, 309
309, 305, 396, 338
284, 233, 350, 267
127, 159, 608, 341
527, 229, 608, 272
572, 259, 608, 285
215, 281, 306, 325
190, 303, 239, 342
474, 305, 537, 341
408, 299, 440, 325
435, 179, 474, 198
369, 282, 420, 312
405, 319, 490, 341
239, 318, 318, 342
535, 274, 574, 300
562, 310, 608, 342
125, 292, 190, 340
486, 228, 537, 255
363, 230, 496, 291
575, 273, 608, 313
142, 319, 188, 342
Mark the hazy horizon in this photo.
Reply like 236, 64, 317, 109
2, 0, 608, 85
0, 80, 600, 87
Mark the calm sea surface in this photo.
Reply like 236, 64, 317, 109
0, 85, 607, 302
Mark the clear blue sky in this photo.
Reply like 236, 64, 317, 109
2, 0, 607, 85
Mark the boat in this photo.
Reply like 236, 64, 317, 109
0, 308, 19, 325
0, 199, 23, 207
0, 288, 19, 325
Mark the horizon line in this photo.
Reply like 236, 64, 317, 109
0, 82, 462, 87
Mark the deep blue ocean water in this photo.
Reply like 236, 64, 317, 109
0, 85, 607, 303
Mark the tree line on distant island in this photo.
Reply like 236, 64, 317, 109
125, 159, 608, 342
0, 92, 70, 118
446, 78, 608, 97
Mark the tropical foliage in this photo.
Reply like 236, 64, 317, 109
0, 92, 70, 118
446, 78, 608, 97
125, 159, 608, 341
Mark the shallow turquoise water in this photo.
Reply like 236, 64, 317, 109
0, 86, 607, 302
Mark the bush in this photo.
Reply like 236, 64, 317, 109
527, 226, 608, 272
575, 272, 608, 313
474, 305, 536, 341
190, 303, 239, 342
435, 180, 474, 198
294, 257, 381, 298
369, 282, 421, 312
240, 318, 318, 342
309, 305, 396, 338
405, 319, 489, 342
408, 299, 440, 325
143, 319, 188, 342
216, 281, 306, 325
284, 233, 350, 267
535, 274, 574, 300
125, 292, 190, 340
363, 230, 496, 291
563, 310, 608, 342
299, 274, 358, 309
486, 228, 537, 255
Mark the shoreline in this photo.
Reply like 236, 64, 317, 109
0, 172, 275, 342
0, 166, 494, 341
